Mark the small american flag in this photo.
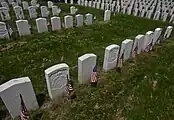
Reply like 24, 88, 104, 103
90, 65, 97, 83
64, 75, 73, 98
118, 50, 124, 68
20, 94, 29, 120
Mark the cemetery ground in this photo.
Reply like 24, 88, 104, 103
0, 2, 174, 120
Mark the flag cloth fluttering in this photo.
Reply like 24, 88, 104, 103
90, 65, 98, 87
20, 94, 29, 120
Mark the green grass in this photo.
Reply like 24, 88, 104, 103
0, 3, 174, 120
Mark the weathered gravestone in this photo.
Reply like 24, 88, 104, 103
85, 13, 93, 25
104, 10, 111, 21
64, 15, 73, 28
28, 6, 37, 18
103, 44, 120, 71
41, 6, 49, 18
52, 6, 61, 16
78, 53, 97, 84
14, 6, 25, 19
76, 14, 83, 27
0, 77, 39, 118
119, 39, 133, 61
36, 18, 48, 33
144, 31, 154, 52
1, 2, 9, 10
0, 22, 9, 39
163, 26, 173, 39
45, 63, 69, 100
153, 11, 161, 20
22, 1, 29, 10
0, 7, 10, 21
48, 1, 54, 8
16, 20, 31, 36
153, 28, 162, 44
51, 16, 61, 31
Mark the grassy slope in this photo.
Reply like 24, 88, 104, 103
37, 38, 174, 120
0, 3, 174, 120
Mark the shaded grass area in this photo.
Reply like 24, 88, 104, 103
35, 38, 174, 120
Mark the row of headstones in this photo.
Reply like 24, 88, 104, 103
0, 25, 173, 119
0, 3, 62, 21
0, 13, 94, 39
77, 0, 174, 23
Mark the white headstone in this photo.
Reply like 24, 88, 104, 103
36, 18, 48, 33
103, 44, 120, 71
52, 6, 61, 16
70, 6, 78, 15
51, 16, 61, 31
70, 0, 73, 4
0, 22, 9, 39
104, 10, 111, 21
162, 12, 168, 21
88, 1, 92, 7
169, 14, 174, 23
140, 9, 146, 17
0, 77, 39, 118
48, 1, 53, 8
76, 14, 83, 27
85, 0, 88, 6
45, 63, 69, 100
7, 0, 14, 5
78, 53, 97, 84
16, 20, 31, 36
144, 31, 154, 52
28, 6, 37, 18
85, 13, 93, 25
92, 2, 96, 8
64, 15, 73, 28
153, 11, 161, 20
41, 6, 49, 18
153, 28, 162, 45
22, 1, 29, 10
119, 39, 133, 61
31, 0, 37, 6
14, 6, 24, 19
96, 2, 100, 9
163, 26, 173, 39
101, 3, 105, 10
16, 0, 21, 5
0, 7, 10, 21
134, 35, 145, 54
12, 2, 18, 8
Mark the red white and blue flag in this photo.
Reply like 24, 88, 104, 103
20, 94, 29, 120
90, 65, 97, 83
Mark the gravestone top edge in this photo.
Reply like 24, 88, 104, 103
0, 77, 30, 93
78, 53, 96, 61
45, 63, 68, 75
